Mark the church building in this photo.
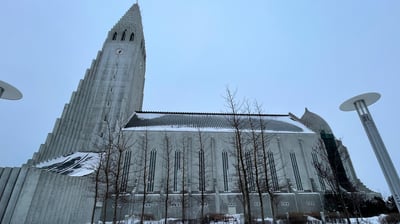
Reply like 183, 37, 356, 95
0, 4, 377, 223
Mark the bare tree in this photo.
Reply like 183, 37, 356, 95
88, 121, 115, 224
127, 131, 151, 220
197, 129, 207, 220
162, 133, 173, 223
139, 130, 150, 224
91, 152, 104, 224
243, 101, 286, 223
109, 122, 132, 224
88, 120, 133, 224
180, 137, 188, 222
188, 128, 214, 221
224, 88, 252, 223
244, 101, 267, 224
312, 138, 352, 224
225, 91, 288, 223
254, 103, 281, 223
112, 130, 124, 223
349, 192, 366, 222
103, 123, 114, 223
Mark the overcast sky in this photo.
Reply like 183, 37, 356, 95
1, 0, 399, 197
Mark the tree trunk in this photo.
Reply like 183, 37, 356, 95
198, 130, 205, 221
225, 89, 252, 223
91, 154, 103, 224
181, 140, 186, 222
113, 148, 123, 224
163, 134, 171, 224
102, 144, 112, 223
140, 133, 149, 224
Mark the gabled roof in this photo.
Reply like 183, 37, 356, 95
124, 111, 314, 133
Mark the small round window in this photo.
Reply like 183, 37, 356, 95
115, 48, 124, 55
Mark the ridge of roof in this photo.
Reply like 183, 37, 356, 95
136, 110, 289, 117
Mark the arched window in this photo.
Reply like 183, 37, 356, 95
129, 32, 134, 41
112, 32, 117, 40
121, 30, 126, 41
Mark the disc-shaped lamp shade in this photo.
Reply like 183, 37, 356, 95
340, 92, 380, 112
0, 80, 23, 100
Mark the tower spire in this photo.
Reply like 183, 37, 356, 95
30, 1, 146, 164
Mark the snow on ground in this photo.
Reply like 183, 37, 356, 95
95, 214, 394, 224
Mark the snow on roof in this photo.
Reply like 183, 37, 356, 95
124, 111, 314, 133
36, 152, 101, 177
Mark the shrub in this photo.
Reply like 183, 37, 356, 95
380, 213, 400, 224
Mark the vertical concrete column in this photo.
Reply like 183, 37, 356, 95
0, 168, 12, 199
2, 167, 28, 223
10, 168, 41, 224
0, 168, 21, 222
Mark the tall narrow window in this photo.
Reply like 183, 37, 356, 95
129, 32, 134, 41
245, 151, 255, 192
147, 150, 157, 192
198, 150, 205, 191
268, 151, 279, 191
121, 30, 126, 41
222, 151, 229, 192
112, 32, 117, 40
312, 152, 326, 191
121, 150, 131, 192
173, 151, 181, 192
290, 152, 303, 191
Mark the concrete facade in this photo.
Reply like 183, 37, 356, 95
0, 167, 93, 223
28, 3, 146, 166
115, 117, 328, 220
113, 111, 370, 220
1, 4, 146, 223
0, 3, 379, 223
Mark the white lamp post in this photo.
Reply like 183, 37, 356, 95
340, 92, 400, 212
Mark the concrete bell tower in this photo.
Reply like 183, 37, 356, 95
30, 4, 146, 164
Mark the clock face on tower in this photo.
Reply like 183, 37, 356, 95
116, 48, 124, 55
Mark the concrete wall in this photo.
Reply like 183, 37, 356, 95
126, 130, 325, 195
109, 192, 322, 220
114, 129, 326, 220
0, 167, 94, 224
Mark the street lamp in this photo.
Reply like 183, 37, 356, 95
340, 92, 400, 212
0, 80, 22, 100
